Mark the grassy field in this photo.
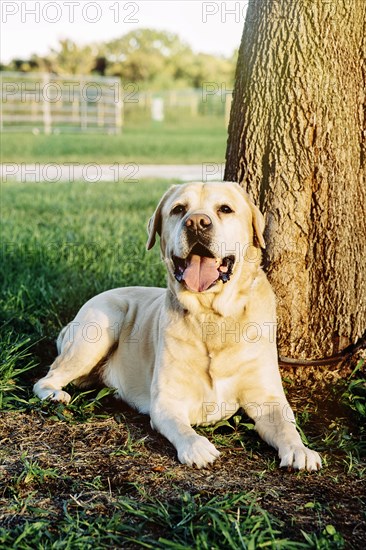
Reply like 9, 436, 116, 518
1, 180, 365, 548
1, 121, 227, 164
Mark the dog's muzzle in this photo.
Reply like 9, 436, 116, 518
172, 242, 235, 293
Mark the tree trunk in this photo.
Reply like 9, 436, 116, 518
225, 0, 366, 361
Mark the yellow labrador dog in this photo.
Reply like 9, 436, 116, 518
34, 181, 321, 471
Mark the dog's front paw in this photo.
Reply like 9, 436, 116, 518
279, 445, 322, 471
49, 389, 71, 404
177, 435, 220, 468
34, 383, 71, 405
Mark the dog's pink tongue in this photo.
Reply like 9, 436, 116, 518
183, 255, 219, 292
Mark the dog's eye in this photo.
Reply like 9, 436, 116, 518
171, 204, 186, 215
218, 205, 234, 214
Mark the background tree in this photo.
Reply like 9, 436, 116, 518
103, 28, 235, 89
103, 29, 193, 88
1, 29, 236, 91
49, 39, 98, 75
225, 0, 366, 361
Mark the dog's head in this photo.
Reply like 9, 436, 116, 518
147, 182, 265, 301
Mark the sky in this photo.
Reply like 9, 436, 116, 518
0, 1, 248, 63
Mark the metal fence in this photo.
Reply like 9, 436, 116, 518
124, 87, 232, 126
0, 71, 232, 133
0, 72, 122, 134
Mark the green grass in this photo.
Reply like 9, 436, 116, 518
0, 179, 364, 548
0, 334, 37, 409
0, 488, 344, 549
1, 179, 169, 341
0, 121, 227, 164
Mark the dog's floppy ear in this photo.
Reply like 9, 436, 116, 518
146, 185, 178, 250
249, 201, 266, 249
231, 182, 266, 249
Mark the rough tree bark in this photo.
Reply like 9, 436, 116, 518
225, 0, 366, 361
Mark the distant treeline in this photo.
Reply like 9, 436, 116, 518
1, 28, 237, 90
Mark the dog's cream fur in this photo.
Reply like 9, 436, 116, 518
34, 182, 321, 470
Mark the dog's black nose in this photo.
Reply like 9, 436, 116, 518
185, 213, 212, 232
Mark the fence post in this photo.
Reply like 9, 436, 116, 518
115, 81, 123, 134
190, 92, 198, 116
98, 100, 104, 128
42, 73, 52, 135
81, 76, 87, 131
